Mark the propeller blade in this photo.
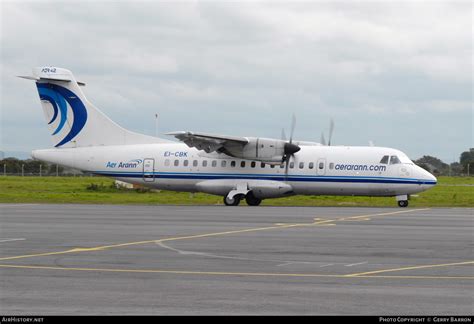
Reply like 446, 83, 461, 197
328, 118, 334, 146
284, 155, 290, 182
281, 128, 287, 141
282, 113, 300, 182
320, 132, 326, 146
289, 114, 296, 144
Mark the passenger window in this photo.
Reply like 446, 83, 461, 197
241, 161, 246, 168
329, 163, 334, 170
270, 164, 275, 168
289, 162, 294, 169
390, 155, 401, 165
174, 160, 179, 167
319, 162, 324, 169
193, 160, 198, 167
309, 162, 314, 169
280, 164, 285, 169
183, 160, 189, 167
299, 162, 304, 169
231, 161, 236, 168
261, 162, 266, 168
212, 160, 217, 167
202, 160, 208, 167
221, 160, 226, 168
380, 155, 389, 164
165, 159, 170, 167
251, 161, 256, 168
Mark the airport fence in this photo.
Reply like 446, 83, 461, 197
1, 160, 91, 177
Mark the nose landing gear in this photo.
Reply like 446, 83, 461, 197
397, 200, 409, 208
396, 194, 409, 208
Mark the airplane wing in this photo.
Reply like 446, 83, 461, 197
166, 131, 249, 154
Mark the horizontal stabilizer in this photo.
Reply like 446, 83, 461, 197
18, 75, 86, 86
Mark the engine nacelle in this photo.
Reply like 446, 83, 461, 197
223, 137, 286, 163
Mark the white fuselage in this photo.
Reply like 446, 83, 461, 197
32, 142, 437, 199
23, 66, 437, 207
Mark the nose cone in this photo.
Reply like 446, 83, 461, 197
428, 172, 437, 184
416, 166, 437, 186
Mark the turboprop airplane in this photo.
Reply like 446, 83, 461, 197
21, 67, 437, 207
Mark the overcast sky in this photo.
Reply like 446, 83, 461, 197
1, 0, 472, 162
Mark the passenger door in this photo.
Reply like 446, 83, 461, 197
143, 158, 155, 182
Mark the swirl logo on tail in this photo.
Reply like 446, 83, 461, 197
37, 83, 88, 147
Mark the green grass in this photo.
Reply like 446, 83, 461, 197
0, 176, 472, 207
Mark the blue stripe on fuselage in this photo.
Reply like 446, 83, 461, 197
91, 171, 437, 185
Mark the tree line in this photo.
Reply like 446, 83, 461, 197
1, 148, 473, 176
415, 148, 474, 176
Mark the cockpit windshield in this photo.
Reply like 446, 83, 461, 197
389, 155, 401, 165
380, 154, 412, 165
379, 155, 389, 164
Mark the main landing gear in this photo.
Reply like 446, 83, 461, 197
223, 195, 242, 206
245, 192, 262, 206
223, 192, 262, 206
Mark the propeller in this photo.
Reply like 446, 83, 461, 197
282, 114, 301, 182
320, 118, 335, 146
328, 118, 335, 146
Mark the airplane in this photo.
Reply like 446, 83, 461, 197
20, 67, 437, 207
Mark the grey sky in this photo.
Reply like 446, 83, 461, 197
1, 1, 472, 162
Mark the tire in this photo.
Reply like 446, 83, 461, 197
224, 195, 241, 206
245, 192, 262, 206
398, 200, 409, 208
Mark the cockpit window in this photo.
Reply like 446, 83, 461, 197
390, 155, 401, 165
379, 155, 389, 164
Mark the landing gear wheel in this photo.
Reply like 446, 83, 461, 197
224, 195, 241, 206
245, 192, 262, 206
398, 200, 409, 208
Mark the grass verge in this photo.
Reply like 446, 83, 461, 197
0, 176, 472, 207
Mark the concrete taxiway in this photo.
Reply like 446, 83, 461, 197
0, 204, 472, 315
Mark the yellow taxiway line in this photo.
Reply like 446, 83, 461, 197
0, 208, 430, 262
0, 263, 472, 280
0, 208, 472, 280
346, 260, 474, 277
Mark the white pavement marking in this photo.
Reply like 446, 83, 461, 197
345, 261, 368, 267
0, 238, 26, 243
